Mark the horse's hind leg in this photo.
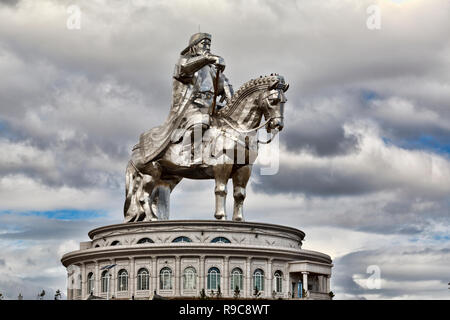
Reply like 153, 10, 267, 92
213, 164, 233, 220
231, 165, 252, 221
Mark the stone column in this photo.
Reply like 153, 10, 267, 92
130, 257, 135, 298
245, 257, 251, 298
175, 256, 181, 297
223, 256, 229, 297
302, 272, 309, 297
67, 272, 72, 300
326, 275, 330, 293
94, 261, 99, 296
283, 271, 288, 298
267, 259, 273, 298
111, 259, 116, 299
199, 256, 205, 291
81, 263, 86, 299
152, 258, 157, 294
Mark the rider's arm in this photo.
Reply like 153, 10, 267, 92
174, 54, 217, 82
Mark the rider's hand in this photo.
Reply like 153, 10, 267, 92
206, 53, 225, 71
215, 56, 226, 72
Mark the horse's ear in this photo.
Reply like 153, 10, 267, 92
269, 80, 279, 90
283, 84, 289, 92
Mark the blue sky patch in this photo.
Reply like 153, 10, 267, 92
361, 90, 379, 102
383, 135, 450, 155
0, 209, 106, 221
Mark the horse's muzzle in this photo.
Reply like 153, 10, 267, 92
269, 118, 284, 131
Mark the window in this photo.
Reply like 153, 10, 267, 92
274, 271, 282, 293
117, 269, 128, 291
87, 272, 94, 294
160, 267, 173, 290
137, 268, 149, 291
111, 240, 121, 246
172, 236, 192, 243
253, 269, 264, 292
211, 237, 231, 243
101, 270, 109, 293
137, 238, 154, 244
230, 268, 243, 291
207, 267, 220, 291
183, 267, 197, 290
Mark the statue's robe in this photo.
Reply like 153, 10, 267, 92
137, 79, 193, 164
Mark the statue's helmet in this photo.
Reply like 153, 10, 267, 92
181, 32, 212, 55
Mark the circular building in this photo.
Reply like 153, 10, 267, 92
61, 220, 332, 300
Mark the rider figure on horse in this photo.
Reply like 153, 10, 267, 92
172, 32, 234, 164
137, 32, 233, 166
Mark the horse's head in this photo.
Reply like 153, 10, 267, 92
260, 75, 289, 132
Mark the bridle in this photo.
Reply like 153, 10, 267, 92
221, 88, 284, 144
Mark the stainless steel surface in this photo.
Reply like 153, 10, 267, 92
124, 34, 288, 223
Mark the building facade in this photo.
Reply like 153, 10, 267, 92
61, 220, 332, 300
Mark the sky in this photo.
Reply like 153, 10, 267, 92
0, 0, 449, 300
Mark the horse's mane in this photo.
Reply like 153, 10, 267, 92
218, 74, 282, 117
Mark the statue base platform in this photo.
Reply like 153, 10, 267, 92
61, 220, 332, 300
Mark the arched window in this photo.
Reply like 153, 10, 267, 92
183, 267, 197, 290
137, 238, 154, 244
101, 270, 109, 293
253, 269, 264, 292
137, 268, 149, 291
160, 267, 173, 290
274, 271, 283, 293
211, 237, 231, 244
117, 269, 128, 292
95, 244, 100, 248
230, 268, 243, 291
207, 267, 220, 291
87, 272, 94, 294
111, 240, 121, 246
172, 236, 192, 243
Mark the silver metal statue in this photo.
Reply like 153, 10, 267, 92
124, 33, 288, 222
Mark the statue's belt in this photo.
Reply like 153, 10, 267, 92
193, 91, 214, 100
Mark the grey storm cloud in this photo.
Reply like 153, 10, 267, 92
332, 247, 450, 299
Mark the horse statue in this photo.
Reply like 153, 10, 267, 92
124, 74, 288, 222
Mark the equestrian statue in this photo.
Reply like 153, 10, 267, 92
124, 33, 288, 222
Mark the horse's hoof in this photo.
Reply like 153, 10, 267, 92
233, 216, 243, 222
214, 213, 226, 220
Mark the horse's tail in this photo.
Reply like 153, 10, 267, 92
123, 160, 142, 222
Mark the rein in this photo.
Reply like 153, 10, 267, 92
221, 117, 280, 145
221, 88, 283, 144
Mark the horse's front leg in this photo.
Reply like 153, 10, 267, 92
213, 164, 233, 220
141, 175, 158, 221
231, 165, 252, 221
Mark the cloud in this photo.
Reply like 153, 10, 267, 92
333, 246, 450, 299
254, 122, 450, 198
0, 213, 105, 240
